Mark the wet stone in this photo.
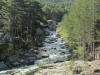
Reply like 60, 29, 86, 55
0, 62, 9, 71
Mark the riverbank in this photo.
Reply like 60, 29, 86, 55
1, 60, 100, 75
0, 30, 70, 71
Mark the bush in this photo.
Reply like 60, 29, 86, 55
72, 46, 83, 60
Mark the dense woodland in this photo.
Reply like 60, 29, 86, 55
37, 0, 74, 22
0, 0, 47, 44
58, 0, 100, 60
0, 0, 100, 61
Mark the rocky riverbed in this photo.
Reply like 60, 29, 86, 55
0, 31, 70, 74
0, 31, 100, 75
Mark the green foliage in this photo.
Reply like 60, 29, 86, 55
73, 46, 83, 59
58, 0, 100, 60
69, 59, 75, 70
37, 0, 74, 22
0, 0, 47, 44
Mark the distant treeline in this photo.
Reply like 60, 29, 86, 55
37, 0, 74, 22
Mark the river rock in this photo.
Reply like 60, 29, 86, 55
80, 71, 93, 75
35, 54, 42, 59
61, 46, 65, 49
28, 57, 35, 60
59, 49, 67, 53
46, 41, 54, 43
60, 52, 65, 55
50, 38, 56, 41
72, 65, 82, 74
72, 61, 89, 74
33, 50, 39, 54
0, 62, 9, 71
18, 59, 28, 65
28, 60, 34, 65
47, 20, 57, 31
7, 55, 19, 63
40, 52, 49, 58
56, 34, 61, 38
44, 28, 50, 36
11, 62, 21, 67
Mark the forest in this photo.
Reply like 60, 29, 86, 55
0, 0, 100, 62
58, 0, 100, 60
0, 0, 48, 44
0, 0, 100, 75
37, 0, 74, 22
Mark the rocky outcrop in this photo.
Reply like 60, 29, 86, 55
39, 51, 49, 58
0, 62, 9, 71
5, 48, 36, 67
72, 60, 100, 75
47, 20, 57, 31
0, 31, 14, 60
44, 28, 50, 36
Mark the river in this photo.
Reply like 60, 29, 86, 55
0, 31, 70, 74
18, 31, 70, 69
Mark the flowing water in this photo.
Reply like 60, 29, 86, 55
0, 31, 70, 72
18, 31, 70, 69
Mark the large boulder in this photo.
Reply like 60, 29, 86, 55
72, 65, 82, 74
44, 28, 50, 36
47, 20, 57, 31
0, 62, 9, 71
40, 52, 49, 58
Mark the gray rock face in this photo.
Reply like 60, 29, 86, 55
44, 28, 50, 36
0, 62, 9, 71
47, 20, 57, 31
0, 31, 14, 60
5, 48, 36, 67
72, 65, 82, 74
